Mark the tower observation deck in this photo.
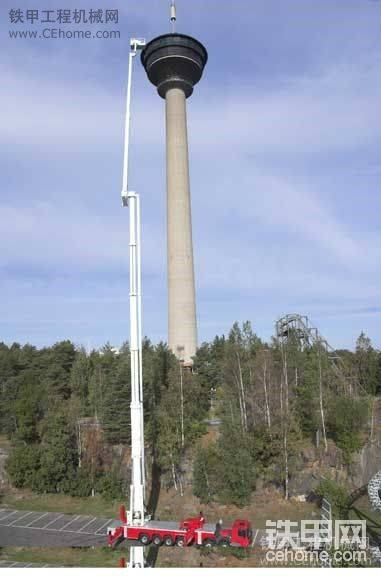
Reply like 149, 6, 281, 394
141, 33, 207, 364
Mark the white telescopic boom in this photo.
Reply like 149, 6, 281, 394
121, 38, 146, 207
121, 37, 146, 569
128, 193, 145, 570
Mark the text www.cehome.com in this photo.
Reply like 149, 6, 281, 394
9, 28, 120, 39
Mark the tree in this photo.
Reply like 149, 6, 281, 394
355, 333, 380, 441
12, 371, 42, 443
34, 411, 77, 493
217, 421, 255, 506
6, 444, 41, 488
326, 396, 368, 463
101, 345, 131, 444
355, 332, 380, 395
193, 445, 220, 503
41, 341, 76, 402
70, 347, 91, 414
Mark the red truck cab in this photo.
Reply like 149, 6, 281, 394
179, 515, 205, 531
216, 519, 252, 547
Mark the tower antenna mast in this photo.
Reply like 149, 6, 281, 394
170, 0, 176, 33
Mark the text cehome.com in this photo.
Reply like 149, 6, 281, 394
263, 548, 369, 566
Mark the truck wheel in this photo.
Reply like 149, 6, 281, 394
139, 533, 150, 545
152, 534, 162, 546
176, 536, 185, 547
220, 538, 230, 547
164, 535, 174, 547
203, 538, 215, 548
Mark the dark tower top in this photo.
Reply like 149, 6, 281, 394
141, 33, 208, 99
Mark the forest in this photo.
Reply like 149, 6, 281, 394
0, 322, 380, 509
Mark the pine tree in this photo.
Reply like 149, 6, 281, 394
35, 411, 77, 493
70, 347, 91, 415
101, 345, 131, 444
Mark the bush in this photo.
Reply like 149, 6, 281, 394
96, 472, 124, 501
217, 425, 255, 507
316, 478, 349, 518
326, 397, 368, 463
6, 444, 41, 488
193, 445, 220, 504
64, 468, 93, 498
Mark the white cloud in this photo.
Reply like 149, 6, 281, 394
0, 201, 165, 276
1, 3, 381, 348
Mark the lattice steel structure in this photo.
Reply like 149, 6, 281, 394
276, 313, 358, 395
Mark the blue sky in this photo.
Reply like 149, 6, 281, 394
1, 0, 381, 350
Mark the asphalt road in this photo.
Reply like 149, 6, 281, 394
0, 508, 113, 547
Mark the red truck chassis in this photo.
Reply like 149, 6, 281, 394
108, 509, 252, 549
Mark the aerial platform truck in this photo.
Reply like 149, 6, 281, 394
116, 8, 252, 566
108, 507, 252, 549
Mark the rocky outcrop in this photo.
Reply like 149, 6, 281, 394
350, 441, 381, 488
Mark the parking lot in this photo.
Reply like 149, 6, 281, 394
0, 560, 61, 568
0, 509, 113, 547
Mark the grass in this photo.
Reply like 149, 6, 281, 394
0, 547, 126, 567
1, 489, 122, 518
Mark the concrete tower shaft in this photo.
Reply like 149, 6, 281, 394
166, 87, 196, 361
141, 34, 207, 364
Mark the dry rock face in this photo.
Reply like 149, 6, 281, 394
350, 441, 381, 487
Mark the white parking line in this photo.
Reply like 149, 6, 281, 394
60, 515, 82, 531
78, 516, 97, 532
25, 512, 49, 527
8, 511, 35, 527
41, 513, 64, 529
95, 519, 112, 535
8, 562, 18, 567
251, 529, 259, 547
0, 510, 19, 524
0, 521, 105, 537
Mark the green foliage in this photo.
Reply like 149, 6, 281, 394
193, 429, 256, 507
6, 444, 41, 488
193, 445, 220, 503
96, 471, 124, 501
33, 411, 77, 493
11, 371, 42, 443
66, 468, 93, 498
101, 345, 131, 445
326, 396, 368, 462
217, 425, 255, 506
42, 341, 76, 401
295, 348, 320, 437
355, 332, 380, 395
1, 323, 380, 509
155, 356, 209, 474
194, 335, 226, 391
316, 478, 350, 518
70, 348, 91, 414
250, 429, 282, 478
